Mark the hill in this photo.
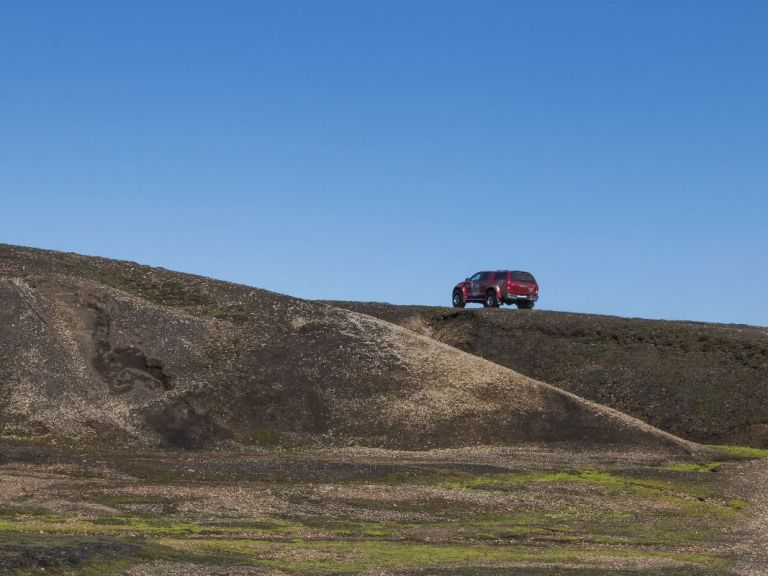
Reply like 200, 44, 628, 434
0, 243, 698, 453
329, 302, 768, 447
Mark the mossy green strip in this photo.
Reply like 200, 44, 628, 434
159, 537, 726, 573
665, 462, 721, 473
437, 468, 685, 497
709, 444, 768, 459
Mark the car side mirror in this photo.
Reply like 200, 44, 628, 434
465, 277, 470, 282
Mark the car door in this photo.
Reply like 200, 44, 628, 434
467, 272, 483, 300
474, 272, 489, 299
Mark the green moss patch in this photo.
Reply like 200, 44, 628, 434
709, 444, 768, 460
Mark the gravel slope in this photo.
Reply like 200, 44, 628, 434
328, 301, 768, 446
0, 243, 702, 454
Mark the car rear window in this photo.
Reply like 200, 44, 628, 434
510, 272, 536, 283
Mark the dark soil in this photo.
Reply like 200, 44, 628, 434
0, 536, 140, 571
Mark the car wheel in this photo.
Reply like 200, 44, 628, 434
517, 301, 534, 310
485, 290, 499, 308
452, 290, 465, 308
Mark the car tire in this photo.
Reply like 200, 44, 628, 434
485, 290, 499, 308
517, 301, 535, 310
452, 290, 465, 308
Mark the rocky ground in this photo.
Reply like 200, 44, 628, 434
2, 245, 767, 574
1, 439, 766, 575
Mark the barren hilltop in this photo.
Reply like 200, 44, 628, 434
0, 243, 696, 454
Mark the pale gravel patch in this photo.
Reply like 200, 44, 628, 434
100, 483, 292, 519
124, 563, 285, 575
335, 306, 704, 456
293, 482, 530, 523
0, 465, 118, 515
302, 444, 678, 469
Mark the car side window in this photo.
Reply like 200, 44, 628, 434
477, 272, 488, 281
469, 273, 482, 281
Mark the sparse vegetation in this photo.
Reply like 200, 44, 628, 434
0, 440, 749, 575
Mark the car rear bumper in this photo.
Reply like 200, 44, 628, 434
504, 294, 538, 303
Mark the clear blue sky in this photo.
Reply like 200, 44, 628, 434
2, 1, 767, 326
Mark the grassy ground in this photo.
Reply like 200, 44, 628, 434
0, 440, 758, 575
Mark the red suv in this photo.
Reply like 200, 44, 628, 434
452, 270, 539, 309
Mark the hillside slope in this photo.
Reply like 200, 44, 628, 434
0, 244, 698, 453
329, 302, 768, 447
